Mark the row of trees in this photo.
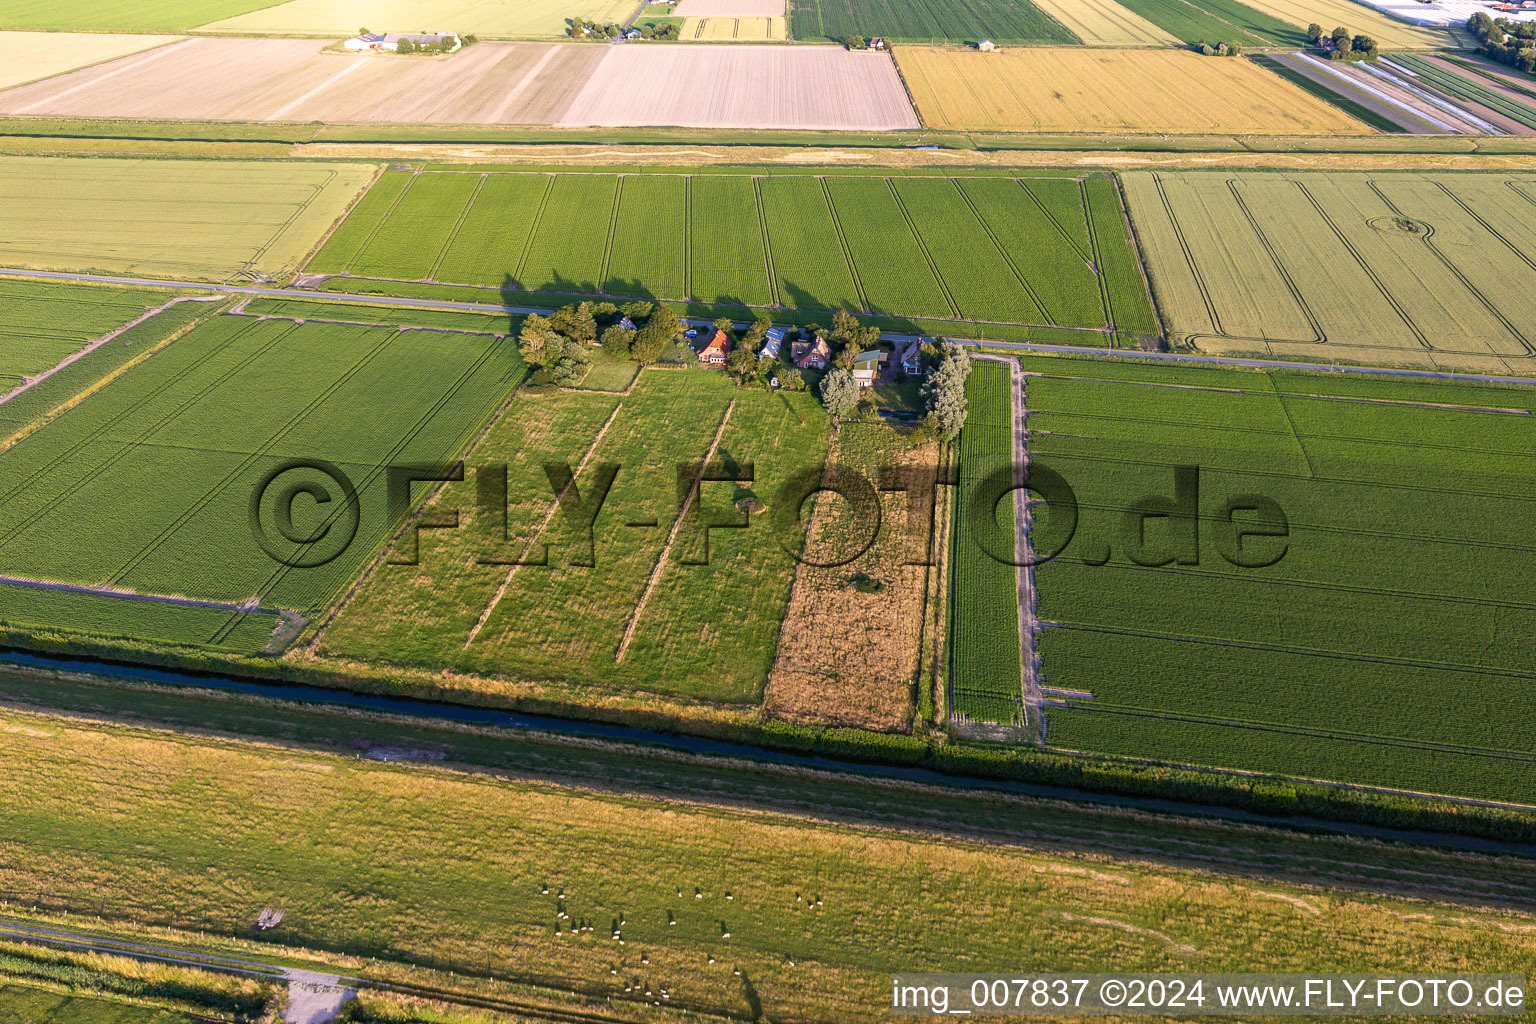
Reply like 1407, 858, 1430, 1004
817, 339, 972, 442
568, 17, 680, 39
1306, 23, 1379, 61
1467, 12, 1536, 75
518, 300, 677, 385
1193, 40, 1244, 56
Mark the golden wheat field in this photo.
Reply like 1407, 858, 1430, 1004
1028, 0, 1175, 46
680, 15, 788, 38
896, 46, 1371, 134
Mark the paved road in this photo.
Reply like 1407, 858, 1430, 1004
8, 267, 1536, 386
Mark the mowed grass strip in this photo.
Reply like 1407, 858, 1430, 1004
789, 0, 1076, 44
949, 359, 1022, 724
896, 47, 1370, 134
0, 157, 376, 282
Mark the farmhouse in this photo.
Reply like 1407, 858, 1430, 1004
852, 349, 884, 387
791, 334, 831, 369
344, 32, 461, 52
898, 339, 923, 376
698, 329, 732, 363
977, 39, 997, 50
758, 327, 784, 360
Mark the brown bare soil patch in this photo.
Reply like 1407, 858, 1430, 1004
764, 430, 935, 732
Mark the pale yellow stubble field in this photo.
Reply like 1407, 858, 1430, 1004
196, 0, 643, 38
897, 47, 1372, 134
0, 31, 184, 90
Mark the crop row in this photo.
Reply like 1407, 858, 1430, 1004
306, 171, 1145, 331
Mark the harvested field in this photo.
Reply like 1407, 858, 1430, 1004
0, 32, 183, 91
790, 0, 1076, 44
1122, 170, 1536, 370
898, 47, 1369, 134
0, 0, 278, 31
681, 15, 788, 37
0, 38, 606, 125
1029, 0, 1177, 45
556, 45, 917, 128
764, 425, 934, 732
196, 0, 643, 38
0, 156, 374, 281
1026, 354, 1536, 803
675, 0, 783, 15
1234, 0, 1457, 47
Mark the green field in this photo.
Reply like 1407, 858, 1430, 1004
0, 157, 376, 282
1112, 0, 1304, 45
788, 0, 1076, 43
0, 0, 281, 31
0, 280, 178, 385
1024, 354, 1536, 803
947, 360, 1022, 725
318, 369, 830, 704
0, 311, 522, 653
307, 169, 1152, 333
1, 700, 1533, 1024
1124, 170, 1536, 372
0, 984, 200, 1024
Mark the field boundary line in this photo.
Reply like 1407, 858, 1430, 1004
0, 296, 220, 411
244, 168, 340, 281
428, 174, 487, 284
598, 176, 624, 293
950, 179, 1053, 325
463, 398, 626, 648
0, 301, 229, 459
751, 177, 783, 308
512, 175, 556, 287
614, 398, 735, 664
885, 178, 962, 321
1223, 178, 1327, 345
296, 162, 386, 279
817, 176, 872, 315
683, 175, 694, 301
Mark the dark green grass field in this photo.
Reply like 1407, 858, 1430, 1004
0, 280, 179, 384
0, 312, 523, 653
306, 169, 1153, 333
0, 984, 192, 1024
788, 0, 1077, 43
0, 0, 280, 31
948, 360, 1022, 724
1114, 0, 1304, 45
1022, 355, 1536, 803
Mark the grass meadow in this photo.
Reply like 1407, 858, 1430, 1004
0, 157, 376, 282
0, 312, 522, 653
306, 168, 1151, 333
318, 369, 831, 704
0, 984, 200, 1024
1123, 171, 1536, 372
0, 703, 1533, 1024
1023, 354, 1536, 803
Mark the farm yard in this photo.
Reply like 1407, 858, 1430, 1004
788, 0, 1075, 44
306, 169, 1151, 332
1028, 0, 1176, 46
1122, 170, 1536, 371
0, 32, 183, 91
195, 0, 644, 38
0, 156, 374, 281
1022, 354, 1536, 804
0, 306, 521, 654
316, 370, 830, 704
895, 47, 1371, 134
